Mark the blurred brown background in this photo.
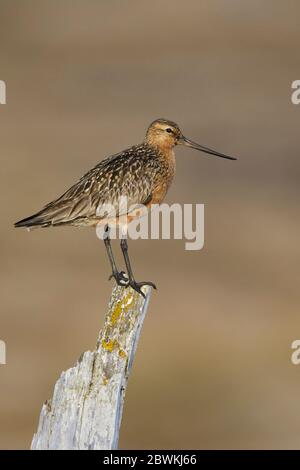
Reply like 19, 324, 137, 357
1, 0, 300, 449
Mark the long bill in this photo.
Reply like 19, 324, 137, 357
179, 136, 237, 160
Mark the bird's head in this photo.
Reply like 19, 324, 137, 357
145, 119, 181, 150
145, 118, 237, 160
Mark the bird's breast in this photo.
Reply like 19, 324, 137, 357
150, 149, 176, 204
161, 149, 176, 185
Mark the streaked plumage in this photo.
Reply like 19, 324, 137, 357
15, 142, 174, 229
15, 118, 236, 296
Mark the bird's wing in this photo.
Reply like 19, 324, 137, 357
29, 145, 157, 226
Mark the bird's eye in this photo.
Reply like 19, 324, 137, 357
166, 128, 173, 134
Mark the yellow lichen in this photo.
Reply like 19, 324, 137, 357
110, 292, 135, 326
110, 302, 122, 326
118, 349, 127, 358
101, 339, 117, 352
122, 293, 134, 309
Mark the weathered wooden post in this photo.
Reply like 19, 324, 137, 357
31, 284, 152, 450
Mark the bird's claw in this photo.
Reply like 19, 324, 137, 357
108, 270, 129, 286
108, 271, 157, 298
128, 280, 157, 298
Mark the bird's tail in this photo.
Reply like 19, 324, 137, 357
14, 209, 53, 228
14, 198, 77, 228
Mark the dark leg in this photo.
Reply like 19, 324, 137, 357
120, 237, 156, 298
104, 226, 128, 287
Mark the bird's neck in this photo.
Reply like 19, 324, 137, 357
145, 134, 175, 151
145, 138, 174, 156
146, 142, 176, 176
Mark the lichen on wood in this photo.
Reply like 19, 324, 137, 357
31, 284, 152, 450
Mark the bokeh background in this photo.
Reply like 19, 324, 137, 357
1, 0, 300, 449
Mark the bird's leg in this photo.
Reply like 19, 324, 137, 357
120, 237, 156, 298
104, 226, 128, 287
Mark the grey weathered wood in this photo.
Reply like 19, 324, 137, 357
31, 284, 152, 450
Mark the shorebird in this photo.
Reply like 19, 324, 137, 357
15, 119, 236, 296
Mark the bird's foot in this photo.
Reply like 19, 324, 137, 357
109, 270, 129, 287
127, 280, 157, 299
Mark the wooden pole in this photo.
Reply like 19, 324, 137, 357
31, 284, 152, 450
